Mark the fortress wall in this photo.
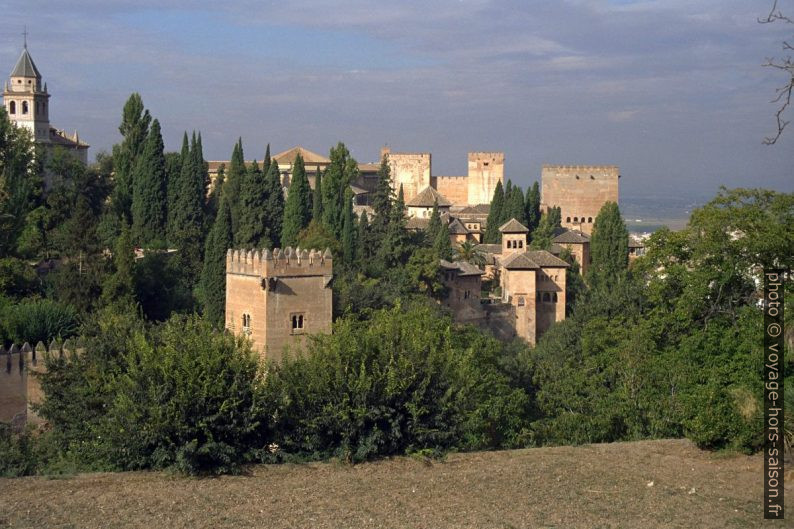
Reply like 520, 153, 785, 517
541, 165, 619, 235
388, 153, 431, 203
467, 152, 504, 206
434, 176, 469, 206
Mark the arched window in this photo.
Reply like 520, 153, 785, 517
518, 240, 523, 248
588, 217, 593, 223
552, 293, 558, 303
566, 217, 571, 223
21, 101, 28, 114
542, 292, 550, 302
573, 217, 578, 223
9, 101, 15, 114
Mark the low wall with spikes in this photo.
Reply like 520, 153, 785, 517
0, 339, 82, 432
226, 247, 333, 278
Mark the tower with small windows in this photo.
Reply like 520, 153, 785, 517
225, 247, 333, 363
3, 42, 50, 143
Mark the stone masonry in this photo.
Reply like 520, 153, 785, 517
541, 165, 619, 235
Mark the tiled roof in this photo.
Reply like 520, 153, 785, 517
501, 250, 570, 270
440, 259, 484, 276
448, 218, 470, 235
552, 228, 590, 244
11, 48, 41, 78
406, 217, 430, 230
406, 186, 452, 207
498, 218, 529, 233
475, 243, 502, 255
458, 204, 490, 215
273, 146, 330, 165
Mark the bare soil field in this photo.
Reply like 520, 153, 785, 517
0, 439, 790, 528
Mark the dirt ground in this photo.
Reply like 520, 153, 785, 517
0, 439, 791, 529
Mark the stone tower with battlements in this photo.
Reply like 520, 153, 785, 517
467, 152, 504, 206
225, 247, 333, 364
541, 165, 619, 235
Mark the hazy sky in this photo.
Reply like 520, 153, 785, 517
2, 0, 792, 198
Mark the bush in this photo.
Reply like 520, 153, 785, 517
99, 315, 261, 474
1, 298, 78, 346
0, 257, 39, 299
261, 302, 530, 463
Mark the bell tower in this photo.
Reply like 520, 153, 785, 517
3, 36, 51, 143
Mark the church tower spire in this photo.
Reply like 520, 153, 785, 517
4, 38, 50, 142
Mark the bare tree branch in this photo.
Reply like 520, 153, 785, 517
760, 0, 794, 144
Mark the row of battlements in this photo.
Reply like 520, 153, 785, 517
2, 339, 81, 376
542, 165, 620, 171
226, 247, 333, 276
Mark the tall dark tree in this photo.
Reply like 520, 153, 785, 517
224, 139, 246, 237
281, 153, 312, 247
199, 195, 233, 328
484, 181, 505, 244
426, 199, 441, 243
263, 161, 285, 248
262, 143, 272, 178
341, 187, 356, 264
587, 201, 629, 289
194, 133, 209, 213
434, 220, 453, 260
525, 182, 541, 232
112, 93, 151, 222
131, 119, 167, 245
236, 160, 269, 248
321, 142, 358, 237
101, 223, 136, 310
371, 154, 393, 235
357, 210, 372, 262
169, 133, 206, 284
376, 184, 410, 269
166, 134, 188, 241
503, 182, 526, 226
312, 168, 323, 222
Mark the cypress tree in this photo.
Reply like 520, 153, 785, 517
263, 161, 285, 248
225, 138, 246, 237
434, 220, 453, 260
112, 93, 151, 222
525, 182, 541, 232
484, 181, 505, 243
312, 168, 323, 222
170, 133, 206, 284
341, 187, 356, 264
426, 199, 441, 243
281, 153, 312, 247
236, 160, 270, 248
587, 202, 628, 289
263, 143, 272, 178
376, 184, 409, 270
322, 142, 358, 238
167, 134, 189, 241
548, 205, 562, 228
504, 182, 526, 225
371, 154, 393, 234
199, 195, 233, 328
357, 210, 371, 261
131, 119, 167, 246
194, 133, 209, 211
530, 211, 555, 250
101, 222, 136, 310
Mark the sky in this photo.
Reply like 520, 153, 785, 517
2, 0, 792, 199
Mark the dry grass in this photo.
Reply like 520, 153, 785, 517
0, 439, 791, 528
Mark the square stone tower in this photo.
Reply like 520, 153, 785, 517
387, 152, 431, 203
225, 247, 333, 364
467, 152, 504, 206
541, 165, 620, 235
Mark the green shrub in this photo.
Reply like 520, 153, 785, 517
99, 315, 261, 474
261, 302, 530, 463
1, 298, 78, 346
